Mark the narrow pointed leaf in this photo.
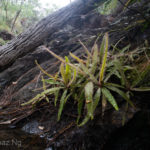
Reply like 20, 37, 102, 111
79, 40, 91, 57
43, 87, 63, 95
120, 44, 130, 53
42, 76, 49, 102
60, 63, 67, 84
70, 53, 98, 83
102, 87, 119, 111
114, 60, 126, 86
21, 93, 42, 106
107, 86, 135, 108
58, 90, 68, 121
45, 47, 65, 63
131, 87, 150, 92
54, 89, 60, 106
67, 68, 77, 87
78, 115, 90, 127
99, 34, 105, 62
85, 82, 94, 119
44, 79, 61, 85
104, 82, 125, 89
99, 33, 109, 83
70, 52, 84, 64
35, 60, 55, 79
91, 44, 98, 74
65, 56, 71, 80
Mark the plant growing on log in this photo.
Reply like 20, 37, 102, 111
21, 33, 150, 126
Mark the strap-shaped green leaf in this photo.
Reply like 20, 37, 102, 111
70, 52, 84, 64
67, 68, 77, 87
42, 76, 49, 103
77, 90, 84, 124
44, 79, 61, 85
60, 63, 67, 85
70, 52, 98, 83
91, 44, 98, 74
114, 60, 127, 86
35, 60, 55, 79
54, 89, 60, 106
102, 87, 119, 111
85, 82, 94, 119
65, 56, 71, 80
107, 86, 135, 108
104, 82, 125, 89
21, 87, 62, 106
78, 115, 90, 127
21, 93, 43, 106
131, 87, 150, 92
79, 40, 91, 57
58, 89, 68, 121
99, 34, 105, 62
45, 47, 65, 63
99, 33, 109, 83
42, 87, 63, 95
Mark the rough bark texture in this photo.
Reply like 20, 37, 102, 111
0, 0, 106, 71
0, 0, 150, 149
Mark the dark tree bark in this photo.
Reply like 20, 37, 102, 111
0, 0, 105, 71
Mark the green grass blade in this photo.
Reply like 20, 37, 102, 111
65, 56, 71, 80
79, 40, 91, 57
70, 52, 84, 64
21, 94, 43, 106
67, 68, 77, 87
85, 82, 94, 119
91, 44, 98, 74
131, 87, 150, 92
57, 89, 68, 121
70, 52, 98, 83
99, 33, 109, 83
107, 86, 135, 108
42, 87, 63, 95
114, 60, 126, 86
102, 87, 119, 111
104, 82, 125, 89
44, 79, 61, 85
45, 47, 65, 63
35, 60, 55, 79
42, 76, 49, 103
78, 115, 90, 127
99, 34, 105, 62
54, 89, 60, 106
60, 63, 67, 85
